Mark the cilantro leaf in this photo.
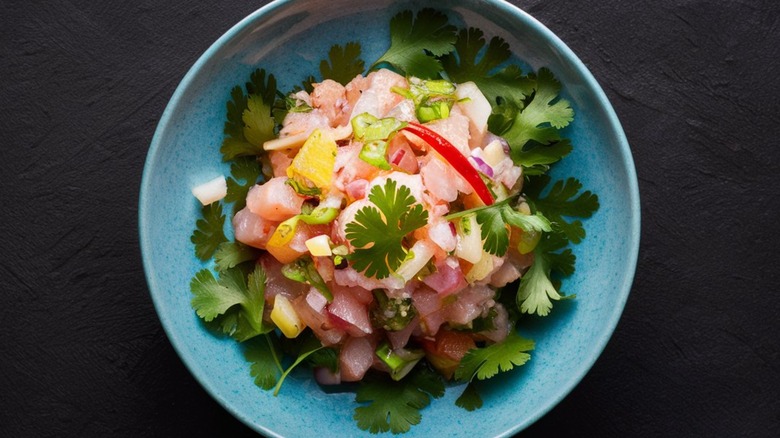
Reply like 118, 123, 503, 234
213, 241, 260, 272
246, 68, 278, 107
244, 334, 283, 390
220, 86, 252, 160
191, 202, 227, 261
512, 139, 573, 176
220, 69, 278, 161
477, 204, 550, 256
354, 366, 445, 434
372, 9, 457, 78
242, 95, 275, 150
345, 180, 428, 279
538, 230, 576, 277
225, 157, 262, 212
515, 176, 597, 316
491, 68, 574, 169
320, 42, 365, 85
454, 332, 535, 381
455, 382, 483, 411
243, 263, 268, 333
448, 198, 551, 256
525, 176, 599, 244
516, 251, 559, 316
190, 268, 246, 322
190, 264, 271, 337
516, 232, 576, 316
441, 28, 535, 105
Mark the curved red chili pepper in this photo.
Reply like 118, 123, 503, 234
401, 122, 494, 206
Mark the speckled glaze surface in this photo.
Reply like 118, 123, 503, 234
138, 0, 640, 436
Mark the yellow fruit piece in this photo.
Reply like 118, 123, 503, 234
465, 250, 494, 283
305, 234, 332, 257
286, 129, 337, 191
517, 229, 541, 254
270, 295, 305, 338
267, 217, 299, 249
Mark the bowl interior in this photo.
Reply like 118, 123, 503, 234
139, 0, 640, 436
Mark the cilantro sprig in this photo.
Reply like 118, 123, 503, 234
354, 367, 445, 434
320, 42, 365, 85
371, 9, 457, 79
220, 68, 278, 161
489, 68, 575, 173
190, 202, 228, 261
345, 179, 428, 279
451, 333, 535, 408
446, 197, 552, 256
514, 176, 599, 316
224, 156, 262, 212
441, 27, 535, 105
525, 175, 599, 244
190, 264, 271, 340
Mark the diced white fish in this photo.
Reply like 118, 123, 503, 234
333, 143, 378, 192
424, 105, 471, 156
232, 207, 277, 250
385, 98, 417, 122
349, 69, 408, 119
339, 336, 376, 382
368, 171, 425, 203
442, 284, 495, 326
420, 155, 472, 203
311, 79, 349, 126
455, 81, 492, 149
246, 176, 305, 222
279, 109, 331, 138
427, 217, 457, 253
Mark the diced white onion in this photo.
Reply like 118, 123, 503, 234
191, 176, 227, 205
306, 288, 328, 313
455, 81, 492, 146
395, 240, 436, 283
305, 234, 332, 257
482, 139, 507, 167
262, 131, 310, 151
455, 214, 483, 264
466, 251, 495, 283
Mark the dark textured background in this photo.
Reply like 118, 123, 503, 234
2, 0, 779, 436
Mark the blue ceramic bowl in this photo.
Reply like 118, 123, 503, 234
139, 0, 640, 436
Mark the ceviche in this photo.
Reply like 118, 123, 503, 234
188, 9, 598, 434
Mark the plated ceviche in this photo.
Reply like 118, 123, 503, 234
188, 9, 598, 434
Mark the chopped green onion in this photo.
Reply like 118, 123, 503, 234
375, 342, 424, 381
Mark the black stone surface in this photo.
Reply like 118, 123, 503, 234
2, 1, 779, 436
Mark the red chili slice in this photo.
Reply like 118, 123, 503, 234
401, 122, 494, 206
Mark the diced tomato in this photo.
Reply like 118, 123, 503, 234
421, 329, 476, 380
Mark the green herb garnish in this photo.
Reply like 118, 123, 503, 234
345, 179, 428, 279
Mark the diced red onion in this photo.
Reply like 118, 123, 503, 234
500, 138, 510, 155
306, 288, 328, 313
390, 148, 406, 166
470, 156, 494, 178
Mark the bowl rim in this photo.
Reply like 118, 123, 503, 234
138, 0, 641, 436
